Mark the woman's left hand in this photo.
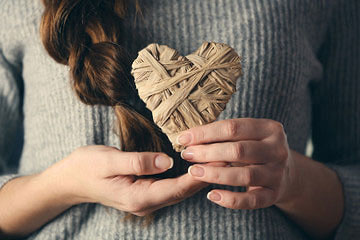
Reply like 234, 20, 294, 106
177, 118, 296, 210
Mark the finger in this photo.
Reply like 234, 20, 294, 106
142, 162, 226, 212
136, 173, 208, 209
206, 161, 229, 167
207, 187, 276, 209
134, 188, 200, 217
188, 165, 276, 187
176, 118, 277, 146
104, 151, 174, 176
181, 140, 273, 164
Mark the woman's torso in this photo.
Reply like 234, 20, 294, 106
1, 0, 334, 239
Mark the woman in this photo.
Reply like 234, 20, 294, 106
0, 0, 359, 239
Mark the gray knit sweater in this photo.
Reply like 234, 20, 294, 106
0, 0, 359, 239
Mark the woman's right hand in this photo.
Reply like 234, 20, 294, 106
0, 145, 208, 238
45, 145, 208, 216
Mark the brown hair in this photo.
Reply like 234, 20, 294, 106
40, 0, 167, 153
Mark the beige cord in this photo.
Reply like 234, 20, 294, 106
131, 42, 242, 151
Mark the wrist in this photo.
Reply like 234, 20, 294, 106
0, 173, 76, 236
39, 160, 84, 206
34, 171, 74, 208
274, 151, 344, 238
275, 151, 302, 208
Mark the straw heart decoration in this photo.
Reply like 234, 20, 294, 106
131, 42, 242, 151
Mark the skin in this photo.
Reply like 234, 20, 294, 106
0, 146, 210, 238
177, 118, 344, 239
0, 118, 344, 239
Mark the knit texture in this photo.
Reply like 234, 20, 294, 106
0, 0, 359, 239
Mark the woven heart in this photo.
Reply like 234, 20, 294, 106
131, 42, 242, 151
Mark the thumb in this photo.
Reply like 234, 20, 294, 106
105, 151, 174, 176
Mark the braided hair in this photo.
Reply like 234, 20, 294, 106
40, 0, 167, 153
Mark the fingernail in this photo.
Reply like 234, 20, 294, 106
176, 133, 192, 145
155, 155, 174, 169
188, 166, 204, 177
181, 149, 194, 160
207, 191, 222, 202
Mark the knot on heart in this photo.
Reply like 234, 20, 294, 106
131, 42, 242, 151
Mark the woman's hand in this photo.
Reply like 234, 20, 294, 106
177, 118, 294, 209
0, 145, 209, 238
46, 145, 208, 216
177, 118, 344, 238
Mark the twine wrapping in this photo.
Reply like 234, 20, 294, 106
131, 42, 242, 151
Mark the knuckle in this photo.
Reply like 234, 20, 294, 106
194, 129, 205, 143
225, 120, 238, 138
274, 175, 283, 189
102, 157, 113, 176
127, 201, 144, 213
248, 194, 259, 209
198, 146, 208, 161
71, 146, 88, 161
241, 168, 253, 186
277, 146, 289, 161
210, 170, 221, 183
173, 186, 188, 200
174, 189, 186, 200
231, 142, 244, 160
272, 190, 280, 202
269, 121, 284, 134
131, 153, 146, 176
274, 130, 287, 144
273, 168, 283, 183
228, 196, 240, 209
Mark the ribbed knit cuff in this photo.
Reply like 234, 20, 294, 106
326, 164, 360, 239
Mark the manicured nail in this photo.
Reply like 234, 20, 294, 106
155, 155, 174, 169
188, 165, 204, 177
176, 133, 192, 145
207, 191, 222, 202
181, 149, 194, 160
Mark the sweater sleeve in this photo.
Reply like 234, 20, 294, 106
0, 48, 23, 189
310, 1, 360, 239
